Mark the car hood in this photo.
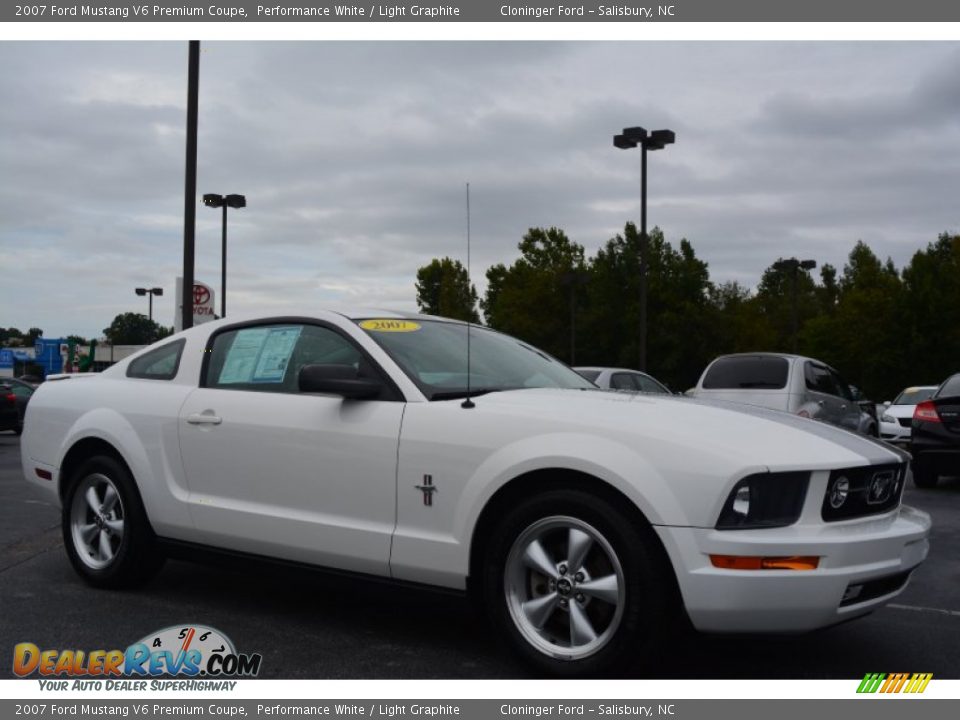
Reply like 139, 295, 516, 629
466, 388, 908, 470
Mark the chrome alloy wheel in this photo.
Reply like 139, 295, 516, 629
504, 516, 626, 661
70, 473, 125, 570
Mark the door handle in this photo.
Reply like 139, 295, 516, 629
186, 413, 222, 425
817, 400, 824, 406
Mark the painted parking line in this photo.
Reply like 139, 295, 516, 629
889, 603, 960, 618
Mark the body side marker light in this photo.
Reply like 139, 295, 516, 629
35, 468, 52, 481
710, 555, 820, 571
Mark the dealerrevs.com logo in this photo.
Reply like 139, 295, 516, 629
13, 625, 262, 688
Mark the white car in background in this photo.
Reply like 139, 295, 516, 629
21, 311, 930, 676
573, 366, 672, 394
879, 386, 938, 446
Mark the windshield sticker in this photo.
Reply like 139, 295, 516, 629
360, 319, 421, 333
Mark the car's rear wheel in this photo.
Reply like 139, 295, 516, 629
912, 458, 939, 489
482, 488, 671, 676
62, 455, 164, 588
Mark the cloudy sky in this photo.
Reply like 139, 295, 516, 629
2, 41, 959, 339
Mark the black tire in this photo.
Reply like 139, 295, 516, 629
912, 458, 939, 489
61, 454, 164, 588
14, 423, 22, 436
482, 488, 673, 677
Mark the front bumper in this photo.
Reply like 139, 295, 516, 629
655, 504, 930, 633
879, 419, 910, 444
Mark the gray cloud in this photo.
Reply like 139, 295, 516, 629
1, 41, 959, 339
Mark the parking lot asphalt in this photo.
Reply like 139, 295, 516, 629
2, 430, 959, 679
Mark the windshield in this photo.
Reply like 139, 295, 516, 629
357, 318, 594, 400
893, 387, 936, 405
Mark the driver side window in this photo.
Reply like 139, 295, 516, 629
205, 323, 362, 393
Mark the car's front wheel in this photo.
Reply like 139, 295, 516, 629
483, 488, 672, 676
62, 454, 164, 588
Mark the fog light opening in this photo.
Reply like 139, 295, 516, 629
842, 584, 863, 603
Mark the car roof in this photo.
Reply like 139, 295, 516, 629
712, 352, 806, 361
207, 308, 467, 325
574, 366, 651, 375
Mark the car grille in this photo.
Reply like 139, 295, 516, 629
898, 418, 911, 428
821, 463, 905, 522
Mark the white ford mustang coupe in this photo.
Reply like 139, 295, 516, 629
22, 311, 930, 675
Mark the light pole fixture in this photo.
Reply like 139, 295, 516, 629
772, 257, 817, 353
135, 287, 164, 322
613, 126, 675, 372
203, 192, 246, 319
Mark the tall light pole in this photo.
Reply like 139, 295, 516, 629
613, 126, 675, 372
135, 287, 164, 322
182, 40, 200, 331
773, 257, 817, 353
203, 193, 246, 319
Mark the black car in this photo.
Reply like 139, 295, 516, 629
0, 378, 35, 435
910, 372, 960, 488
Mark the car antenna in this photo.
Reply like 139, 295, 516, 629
462, 182, 475, 410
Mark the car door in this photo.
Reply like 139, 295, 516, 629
802, 361, 843, 424
828, 367, 862, 432
177, 320, 405, 577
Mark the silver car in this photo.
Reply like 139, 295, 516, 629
573, 366, 672, 394
690, 353, 877, 436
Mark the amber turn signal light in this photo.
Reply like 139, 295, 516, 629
710, 555, 819, 571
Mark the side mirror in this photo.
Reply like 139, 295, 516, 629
882, 401, 891, 408
299, 364, 382, 399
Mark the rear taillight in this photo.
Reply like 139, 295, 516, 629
914, 400, 941, 423
3, 393, 14, 405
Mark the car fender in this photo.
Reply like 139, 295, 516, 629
454, 432, 687, 543
55, 407, 194, 536
391, 426, 722, 589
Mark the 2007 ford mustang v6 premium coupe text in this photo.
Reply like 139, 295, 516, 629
22, 310, 930, 675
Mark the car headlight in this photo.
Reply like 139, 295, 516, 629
881, 413, 896, 423
716, 472, 810, 530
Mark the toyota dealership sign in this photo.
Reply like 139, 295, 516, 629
174, 277, 216, 332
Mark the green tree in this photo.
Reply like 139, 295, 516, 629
579, 224, 717, 390
26, 327, 43, 344
803, 241, 903, 399
103, 313, 168, 345
900, 233, 960, 389
754, 259, 820, 352
0, 328, 24, 346
482, 227, 587, 361
415, 257, 480, 323
709, 281, 776, 356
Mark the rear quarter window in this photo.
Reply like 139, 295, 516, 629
126, 340, 185, 381
702, 356, 789, 390
938, 374, 960, 398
